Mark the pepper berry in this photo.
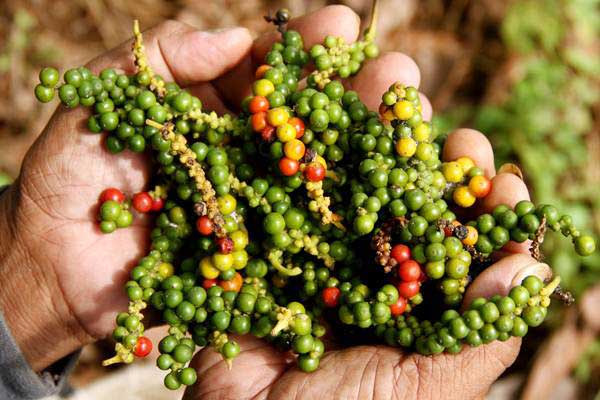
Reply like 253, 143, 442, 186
133, 336, 152, 357
196, 216, 214, 236
216, 237, 234, 254
279, 157, 299, 176
132, 192, 153, 213
398, 260, 421, 282
100, 188, 125, 203
151, 196, 164, 211
202, 278, 218, 289
397, 281, 420, 299
390, 297, 407, 317
322, 287, 341, 307
391, 244, 411, 264
304, 163, 326, 182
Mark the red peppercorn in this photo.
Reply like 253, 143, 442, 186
196, 216, 214, 236
397, 260, 421, 282
133, 336, 152, 357
219, 273, 243, 292
260, 125, 276, 142
322, 287, 341, 307
251, 112, 267, 132
397, 281, 420, 299
132, 192, 153, 213
249, 96, 270, 114
216, 237, 234, 254
278, 157, 299, 176
288, 117, 305, 138
304, 163, 326, 182
390, 297, 407, 317
202, 278, 218, 289
390, 244, 411, 264
151, 196, 164, 211
100, 188, 125, 203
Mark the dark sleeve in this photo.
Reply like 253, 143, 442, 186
0, 312, 80, 400
0, 186, 80, 399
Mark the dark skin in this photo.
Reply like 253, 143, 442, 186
0, 6, 550, 399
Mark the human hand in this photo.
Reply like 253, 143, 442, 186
0, 7, 550, 400
179, 6, 551, 400
0, 14, 257, 371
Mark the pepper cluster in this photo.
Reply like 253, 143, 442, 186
33, 5, 596, 391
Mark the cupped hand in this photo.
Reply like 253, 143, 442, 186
0, 11, 255, 370
180, 7, 551, 400
0, 5, 550, 398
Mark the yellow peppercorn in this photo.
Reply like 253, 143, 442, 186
212, 253, 234, 271
267, 107, 289, 127
413, 122, 431, 142
442, 161, 464, 183
252, 79, 275, 97
396, 137, 417, 157
456, 156, 476, 173
283, 139, 305, 160
453, 185, 476, 208
199, 257, 219, 279
393, 100, 415, 120
315, 155, 327, 169
157, 262, 174, 279
218, 194, 237, 215
462, 225, 479, 246
232, 250, 249, 270
230, 230, 249, 250
276, 123, 297, 142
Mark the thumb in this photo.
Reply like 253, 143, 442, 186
462, 253, 553, 308
183, 334, 290, 400
87, 21, 253, 86
424, 254, 553, 400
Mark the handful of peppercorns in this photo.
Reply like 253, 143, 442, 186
33, 3, 596, 391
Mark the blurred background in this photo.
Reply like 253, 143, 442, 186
0, 0, 598, 399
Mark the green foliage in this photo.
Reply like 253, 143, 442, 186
436, 0, 599, 293
0, 173, 11, 187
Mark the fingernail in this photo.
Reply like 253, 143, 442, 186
511, 261, 552, 287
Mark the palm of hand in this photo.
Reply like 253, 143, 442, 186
13, 6, 550, 399
15, 106, 151, 337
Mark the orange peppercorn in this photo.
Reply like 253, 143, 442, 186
249, 96, 270, 114
251, 111, 267, 132
468, 175, 492, 198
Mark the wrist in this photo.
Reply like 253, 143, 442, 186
0, 184, 92, 371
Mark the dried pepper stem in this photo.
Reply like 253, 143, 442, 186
133, 20, 166, 98
306, 181, 345, 231
371, 216, 407, 272
147, 119, 227, 237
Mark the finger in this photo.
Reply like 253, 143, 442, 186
262, 341, 520, 400
183, 335, 290, 400
87, 20, 253, 87
349, 52, 421, 110
438, 253, 553, 398
214, 5, 362, 108
187, 82, 233, 115
442, 128, 495, 177
481, 172, 532, 254
212, 56, 255, 111
462, 253, 552, 307
252, 5, 361, 64
420, 92, 433, 121
481, 173, 530, 212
